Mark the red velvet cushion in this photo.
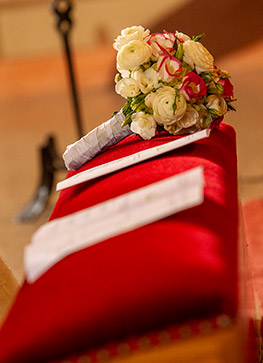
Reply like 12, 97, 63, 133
0, 123, 238, 363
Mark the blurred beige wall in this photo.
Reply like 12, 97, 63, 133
0, 0, 190, 59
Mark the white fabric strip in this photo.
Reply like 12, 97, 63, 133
63, 111, 132, 170
25, 167, 204, 283
57, 129, 210, 191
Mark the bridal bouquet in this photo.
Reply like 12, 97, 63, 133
114, 26, 236, 140
63, 26, 236, 170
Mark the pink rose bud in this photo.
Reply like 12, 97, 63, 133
180, 72, 207, 101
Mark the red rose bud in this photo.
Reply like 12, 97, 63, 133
218, 78, 234, 100
210, 115, 224, 130
180, 72, 207, 101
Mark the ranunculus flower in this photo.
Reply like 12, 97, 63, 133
115, 78, 140, 98
113, 26, 150, 51
144, 92, 156, 108
157, 52, 182, 83
218, 77, 234, 100
152, 86, 187, 125
180, 72, 207, 101
177, 104, 199, 128
130, 112, 157, 140
183, 40, 214, 74
206, 95, 228, 115
133, 67, 159, 94
145, 31, 176, 60
117, 40, 152, 71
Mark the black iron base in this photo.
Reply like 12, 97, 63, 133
17, 136, 65, 222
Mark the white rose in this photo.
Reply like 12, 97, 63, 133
133, 67, 159, 94
115, 78, 140, 98
113, 26, 150, 51
117, 40, 152, 71
183, 40, 214, 74
152, 86, 187, 125
177, 104, 199, 128
206, 95, 227, 115
116, 66, 130, 79
130, 112, 157, 140
175, 31, 191, 42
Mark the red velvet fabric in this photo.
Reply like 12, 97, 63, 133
0, 123, 238, 362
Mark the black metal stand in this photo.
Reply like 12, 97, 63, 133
53, 0, 84, 139
17, 136, 62, 222
17, 0, 83, 222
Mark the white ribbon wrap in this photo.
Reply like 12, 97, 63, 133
63, 111, 132, 170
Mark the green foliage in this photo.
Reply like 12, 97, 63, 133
208, 108, 221, 117
172, 88, 180, 114
173, 39, 178, 52
175, 43, 184, 61
192, 33, 205, 42
227, 100, 237, 111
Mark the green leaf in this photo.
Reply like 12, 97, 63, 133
121, 114, 133, 127
202, 74, 212, 82
192, 33, 205, 42
175, 43, 184, 61
157, 124, 164, 134
218, 74, 230, 80
172, 88, 180, 114
227, 98, 237, 103
207, 87, 219, 95
215, 83, 224, 94
208, 108, 221, 117
203, 114, 212, 128
122, 98, 133, 116
112, 111, 118, 117
192, 104, 201, 112
172, 98, 177, 113
227, 102, 237, 111
173, 39, 178, 52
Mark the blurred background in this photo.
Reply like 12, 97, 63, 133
0, 0, 262, 290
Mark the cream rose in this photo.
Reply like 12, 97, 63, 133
177, 104, 199, 128
183, 40, 214, 74
133, 67, 159, 94
113, 26, 150, 51
130, 112, 157, 140
152, 86, 187, 125
115, 78, 140, 98
206, 95, 227, 115
117, 40, 152, 71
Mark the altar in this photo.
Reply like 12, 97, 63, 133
0, 120, 253, 362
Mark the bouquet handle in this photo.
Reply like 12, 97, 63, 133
63, 111, 132, 170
